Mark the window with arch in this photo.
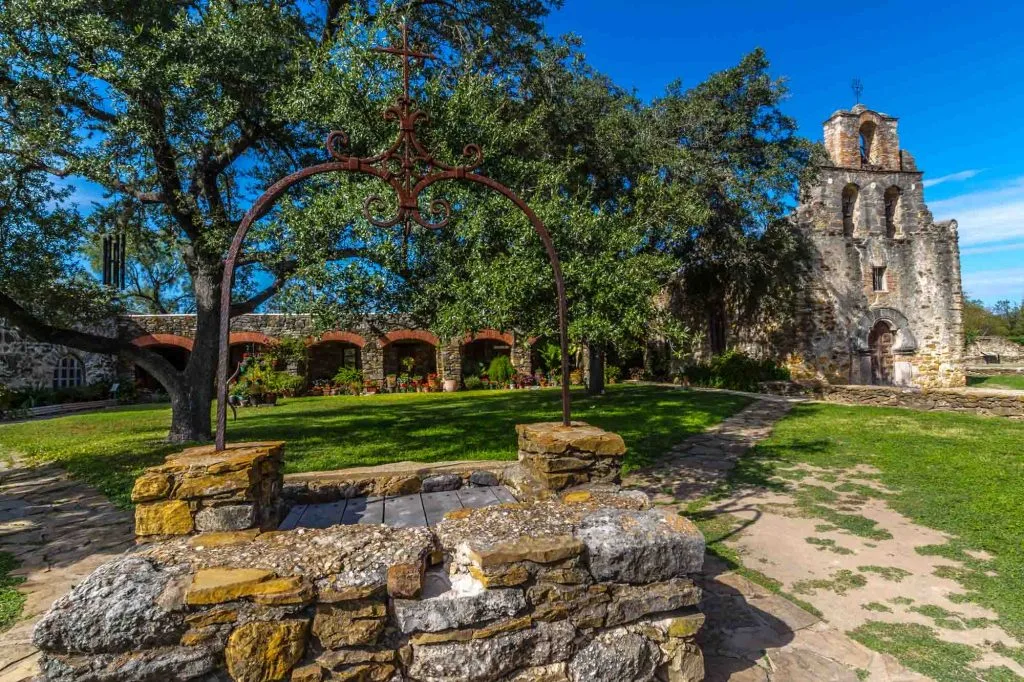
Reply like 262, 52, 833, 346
859, 121, 876, 166
53, 355, 85, 388
884, 186, 902, 237
841, 183, 859, 236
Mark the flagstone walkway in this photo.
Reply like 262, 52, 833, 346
0, 459, 134, 682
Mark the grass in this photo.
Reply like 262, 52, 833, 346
848, 621, 1019, 682
792, 569, 867, 596
967, 375, 1024, 391
859, 565, 912, 582
736, 402, 1024, 643
0, 384, 749, 507
0, 552, 25, 632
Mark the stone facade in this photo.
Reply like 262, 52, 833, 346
787, 104, 965, 389
0, 320, 118, 391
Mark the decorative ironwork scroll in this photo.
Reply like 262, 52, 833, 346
215, 21, 572, 450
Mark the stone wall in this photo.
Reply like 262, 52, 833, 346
787, 104, 965, 390
33, 488, 707, 682
0, 320, 119, 390
966, 335, 1024, 364
966, 366, 1024, 377
760, 382, 1024, 419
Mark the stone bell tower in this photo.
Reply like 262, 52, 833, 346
788, 104, 965, 388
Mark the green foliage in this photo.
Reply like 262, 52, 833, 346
488, 355, 515, 386
265, 338, 308, 368
3, 382, 112, 409
680, 350, 790, 392
605, 366, 622, 384
536, 342, 563, 374
332, 367, 363, 390
0, 552, 25, 632
463, 376, 484, 391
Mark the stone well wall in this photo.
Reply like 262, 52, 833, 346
32, 489, 708, 682
133, 442, 284, 539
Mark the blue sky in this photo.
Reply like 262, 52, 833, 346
546, 0, 1024, 305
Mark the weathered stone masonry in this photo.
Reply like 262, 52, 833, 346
788, 104, 965, 389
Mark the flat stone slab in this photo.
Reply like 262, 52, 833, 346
281, 486, 516, 529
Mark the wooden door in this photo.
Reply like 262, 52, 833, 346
868, 322, 894, 385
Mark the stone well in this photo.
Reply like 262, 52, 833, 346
32, 425, 709, 682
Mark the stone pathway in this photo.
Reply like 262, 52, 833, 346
625, 396, 934, 682
280, 485, 517, 530
0, 459, 135, 682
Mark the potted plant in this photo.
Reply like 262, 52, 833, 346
487, 355, 514, 390
386, 374, 397, 393
428, 373, 441, 392
569, 368, 584, 386
605, 366, 622, 385
363, 379, 379, 395
413, 376, 424, 392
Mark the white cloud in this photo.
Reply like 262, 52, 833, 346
930, 177, 1024, 247
922, 169, 982, 188
960, 241, 1024, 256
962, 267, 1024, 303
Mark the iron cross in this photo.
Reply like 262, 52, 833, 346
371, 20, 436, 100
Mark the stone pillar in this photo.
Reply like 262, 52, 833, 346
511, 339, 532, 376
437, 338, 462, 389
508, 422, 626, 499
361, 341, 384, 385
132, 441, 284, 540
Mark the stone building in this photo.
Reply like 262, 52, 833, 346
787, 103, 965, 388
0, 314, 537, 392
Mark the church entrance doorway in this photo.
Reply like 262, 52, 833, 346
868, 321, 895, 385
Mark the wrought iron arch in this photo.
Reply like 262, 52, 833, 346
215, 23, 571, 450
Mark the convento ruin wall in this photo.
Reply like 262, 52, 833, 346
786, 104, 965, 389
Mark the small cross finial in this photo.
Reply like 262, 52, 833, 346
371, 19, 436, 101
851, 78, 864, 105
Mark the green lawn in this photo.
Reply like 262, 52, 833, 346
0, 385, 749, 508
733, 403, 1024, 661
967, 375, 1024, 391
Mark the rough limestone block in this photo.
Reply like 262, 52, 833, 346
130, 472, 173, 503
516, 421, 626, 457
577, 508, 704, 584
568, 630, 660, 682
392, 575, 527, 633
469, 470, 500, 487
605, 580, 702, 627
408, 620, 575, 681
39, 645, 219, 682
421, 473, 462, 492
185, 567, 275, 605
32, 557, 190, 654
135, 500, 194, 537
194, 504, 256, 532
225, 619, 308, 682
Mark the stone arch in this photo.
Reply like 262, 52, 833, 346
306, 330, 367, 348
859, 120, 877, 165
463, 329, 515, 346
229, 331, 278, 346
131, 333, 194, 351
851, 308, 917, 353
380, 329, 440, 347
841, 183, 860, 237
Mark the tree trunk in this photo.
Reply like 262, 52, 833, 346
165, 261, 222, 443
587, 343, 604, 395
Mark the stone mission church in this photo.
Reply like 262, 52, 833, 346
0, 103, 966, 392
785, 103, 965, 388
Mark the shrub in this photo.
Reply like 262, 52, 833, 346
488, 355, 515, 386
628, 367, 647, 381
680, 350, 790, 393
463, 375, 484, 390
569, 368, 584, 386
605, 366, 622, 384
333, 366, 363, 387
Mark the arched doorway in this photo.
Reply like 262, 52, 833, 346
383, 333, 438, 379
308, 341, 362, 382
131, 334, 194, 391
868, 320, 895, 385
